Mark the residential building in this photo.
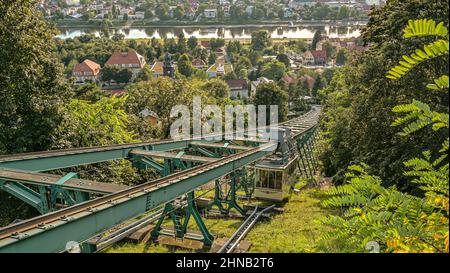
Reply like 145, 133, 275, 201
302, 51, 315, 66
206, 63, 233, 78
192, 58, 207, 69
311, 50, 327, 66
150, 62, 164, 78
226, 79, 249, 99
282, 75, 298, 86
299, 75, 315, 90
204, 9, 217, 18
72, 59, 101, 85
250, 77, 273, 95
129, 11, 145, 20
105, 51, 146, 76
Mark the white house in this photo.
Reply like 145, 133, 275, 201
204, 9, 217, 18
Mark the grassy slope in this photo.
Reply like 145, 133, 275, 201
106, 187, 336, 253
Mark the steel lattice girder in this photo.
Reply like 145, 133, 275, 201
0, 143, 276, 253
0, 140, 193, 172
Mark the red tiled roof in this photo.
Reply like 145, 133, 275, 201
311, 50, 327, 61
73, 59, 101, 75
282, 75, 297, 84
200, 41, 211, 48
226, 79, 248, 90
106, 89, 127, 96
192, 58, 206, 67
300, 75, 315, 90
105, 51, 145, 67
151, 62, 164, 74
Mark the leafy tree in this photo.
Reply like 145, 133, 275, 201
210, 38, 225, 51
319, 0, 449, 186
74, 83, 105, 102
202, 79, 230, 98
335, 49, 347, 66
177, 33, 187, 54
117, 68, 133, 84
126, 77, 210, 137
251, 30, 272, 51
227, 40, 242, 56
260, 60, 286, 81
208, 52, 217, 65
320, 19, 449, 253
100, 65, 119, 82
155, 3, 169, 20
57, 96, 136, 148
312, 75, 325, 97
135, 65, 153, 82
187, 36, 198, 51
178, 54, 194, 77
0, 0, 71, 154
253, 82, 289, 122
311, 29, 322, 50
174, 6, 185, 20
276, 53, 290, 69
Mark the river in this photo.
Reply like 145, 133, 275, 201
56, 24, 363, 40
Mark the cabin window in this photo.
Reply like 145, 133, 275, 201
257, 169, 283, 190
256, 169, 269, 188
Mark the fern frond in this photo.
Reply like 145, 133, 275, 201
403, 19, 449, 39
427, 75, 449, 91
387, 40, 449, 79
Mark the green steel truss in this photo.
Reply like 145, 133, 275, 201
0, 143, 275, 253
0, 108, 322, 253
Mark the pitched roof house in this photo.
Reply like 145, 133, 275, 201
311, 50, 327, 66
72, 59, 101, 85
150, 61, 164, 78
192, 58, 207, 69
226, 79, 249, 100
250, 77, 273, 95
105, 51, 146, 70
302, 50, 315, 66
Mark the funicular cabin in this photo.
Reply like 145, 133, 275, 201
254, 155, 299, 202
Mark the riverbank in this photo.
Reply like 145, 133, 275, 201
53, 19, 368, 29
56, 23, 363, 40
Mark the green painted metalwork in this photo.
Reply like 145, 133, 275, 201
0, 181, 48, 214
49, 173, 80, 210
151, 191, 214, 246
208, 170, 246, 216
0, 144, 275, 253
0, 172, 91, 214
140, 157, 165, 175
192, 146, 219, 158
295, 126, 321, 179
0, 140, 192, 172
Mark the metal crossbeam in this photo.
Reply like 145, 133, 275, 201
0, 140, 192, 172
130, 150, 217, 163
190, 142, 252, 151
0, 169, 129, 195
0, 182, 46, 214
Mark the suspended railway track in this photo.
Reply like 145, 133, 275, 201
0, 107, 321, 253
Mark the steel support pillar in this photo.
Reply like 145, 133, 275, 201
208, 171, 246, 216
151, 191, 214, 247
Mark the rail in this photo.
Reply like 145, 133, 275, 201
217, 205, 276, 253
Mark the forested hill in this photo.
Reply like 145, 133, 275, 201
318, 0, 449, 189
